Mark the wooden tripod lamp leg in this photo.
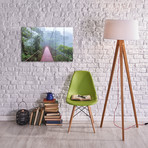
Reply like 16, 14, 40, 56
122, 42, 138, 127
119, 41, 124, 141
88, 106, 95, 133
100, 40, 119, 128
68, 105, 76, 133
100, 40, 138, 141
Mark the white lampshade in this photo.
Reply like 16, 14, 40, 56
104, 20, 139, 40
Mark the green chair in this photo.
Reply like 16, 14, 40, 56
66, 71, 98, 133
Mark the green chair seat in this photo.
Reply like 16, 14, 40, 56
67, 98, 97, 106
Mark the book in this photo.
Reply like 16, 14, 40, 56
46, 112, 60, 116
45, 107, 58, 111
44, 100, 58, 104
31, 109, 37, 125
44, 103, 58, 107
45, 109, 59, 112
45, 118, 61, 121
46, 119, 63, 124
45, 106, 58, 109
34, 107, 40, 125
39, 108, 44, 126
44, 115, 61, 119
45, 107, 58, 109
71, 95, 91, 101
43, 98, 56, 103
29, 111, 33, 125
36, 109, 41, 125
46, 124, 62, 126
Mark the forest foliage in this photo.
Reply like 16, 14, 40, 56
21, 27, 73, 62
21, 27, 43, 61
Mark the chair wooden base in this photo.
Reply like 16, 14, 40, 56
68, 105, 95, 133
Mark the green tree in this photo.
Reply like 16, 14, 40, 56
21, 27, 43, 61
54, 45, 73, 61
33, 36, 41, 51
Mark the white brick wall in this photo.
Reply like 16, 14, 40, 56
0, 0, 148, 121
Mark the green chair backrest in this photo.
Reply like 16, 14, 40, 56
66, 71, 97, 101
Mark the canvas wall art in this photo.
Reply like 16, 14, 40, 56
21, 27, 73, 62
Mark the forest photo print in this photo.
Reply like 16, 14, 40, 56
21, 27, 73, 62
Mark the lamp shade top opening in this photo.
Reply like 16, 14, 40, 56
104, 19, 139, 40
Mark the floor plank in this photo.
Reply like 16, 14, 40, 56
0, 121, 147, 148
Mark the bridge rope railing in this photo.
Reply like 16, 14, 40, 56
25, 49, 42, 61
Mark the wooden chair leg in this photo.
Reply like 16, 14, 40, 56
88, 106, 95, 133
89, 106, 94, 123
68, 105, 76, 133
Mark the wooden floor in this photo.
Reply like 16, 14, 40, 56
0, 121, 148, 148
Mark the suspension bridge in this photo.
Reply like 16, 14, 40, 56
41, 46, 54, 62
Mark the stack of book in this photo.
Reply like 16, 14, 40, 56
43, 98, 62, 126
29, 107, 44, 126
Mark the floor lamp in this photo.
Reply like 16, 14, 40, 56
100, 20, 139, 141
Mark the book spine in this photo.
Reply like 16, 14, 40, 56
39, 109, 44, 126
36, 109, 41, 125
46, 120, 63, 124
46, 124, 62, 126
44, 115, 61, 119
29, 112, 33, 125
34, 107, 40, 125
31, 111, 36, 125
45, 119, 61, 121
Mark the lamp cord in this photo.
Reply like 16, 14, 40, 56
113, 55, 145, 130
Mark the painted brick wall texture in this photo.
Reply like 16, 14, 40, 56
0, 0, 148, 121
